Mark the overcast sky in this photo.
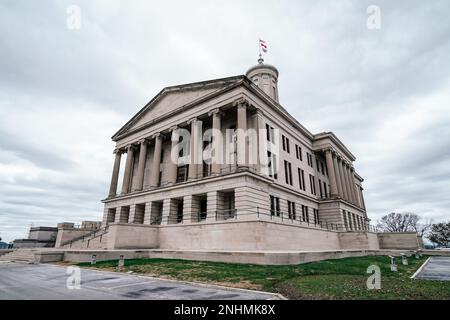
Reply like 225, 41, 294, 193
1, 0, 449, 242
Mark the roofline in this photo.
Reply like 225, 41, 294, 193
112, 75, 245, 140
313, 131, 356, 161
111, 76, 356, 163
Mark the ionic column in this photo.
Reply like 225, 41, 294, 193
121, 145, 135, 194
108, 149, 122, 197
132, 139, 148, 191
255, 109, 267, 174
209, 109, 222, 175
349, 167, 359, 206
167, 126, 179, 184
236, 99, 248, 167
188, 118, 202, 180
344, 163, 355, 204
332, 152, 344, 198
338, 158, 350, 201
149, 133, 162, 187
324, 149, 339, 197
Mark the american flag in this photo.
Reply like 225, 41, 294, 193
259, 39, 268, 53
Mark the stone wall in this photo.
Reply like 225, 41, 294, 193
55, 228, 95, 248
157, 220, 342, 251
338, 231, 380, 250
377, 232, 421, 249
106, 223, 159, 249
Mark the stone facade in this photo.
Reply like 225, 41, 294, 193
62, 60, 390, 252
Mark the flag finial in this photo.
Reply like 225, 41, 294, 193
258, 53, 264, 64
258, 39, 268, 63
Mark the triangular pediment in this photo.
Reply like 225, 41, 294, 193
113, 76, 244, 139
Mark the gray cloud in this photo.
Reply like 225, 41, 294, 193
0, 0, 449, 242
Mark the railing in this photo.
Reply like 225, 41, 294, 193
62, 225, 109, 248
161, 207, 373, 232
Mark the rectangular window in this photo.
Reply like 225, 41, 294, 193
316, 159, 320, 171
301, 205, 309, 223
321, 162, 325, 175
286, 137, 290, 153
313, 209, 320, 225
270, 195, 280, 217
319, 179, 323, 198
343, 210, 348, 229
266, 123, 271, 141
323, 182, 328, 198
288, 201, 296, 220
282, 135, 286, 151
298, 168, 306, 191
284, 160, 293, 185
176, 165, 189, 183
307, 152, 313, 167
268, 151, 278, 179
309, 174, 316, 195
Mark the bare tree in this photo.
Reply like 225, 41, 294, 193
376, 212, 430, 235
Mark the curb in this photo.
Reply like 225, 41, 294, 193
410, 257, 431, 279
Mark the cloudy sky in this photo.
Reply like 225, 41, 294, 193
1, 0, 449, 242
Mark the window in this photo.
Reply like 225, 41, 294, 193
284, 160, 293, 185
282, 135, 290, 153
268, 151, 278, 179
301, 205, 309, 222
313, 209, 320, 225
306, 152, 313, 167
298, 168, 305, 191
287, 201, 296, 220
309, 174, 316, 195
323, 182, 328, 198
270, 195, 280, 217
176, 165, 189, 183
295, 144, 302, 160
321, 162, 325, 175
265, 124, 275, 142
343, 210, 348, 229
319, 179, 323, 198
316, 159, 320, 171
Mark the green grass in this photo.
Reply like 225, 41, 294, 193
77, 256, 450, 300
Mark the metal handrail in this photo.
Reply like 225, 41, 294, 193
62, 225, 109, 247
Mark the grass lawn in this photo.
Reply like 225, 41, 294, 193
78, 255, 450, 300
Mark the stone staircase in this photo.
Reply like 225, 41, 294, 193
0, 249, 37, 263
60, 226, 109, 250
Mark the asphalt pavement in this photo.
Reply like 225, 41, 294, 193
0, 262, 279, 300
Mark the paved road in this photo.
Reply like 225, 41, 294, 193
415, 257, 450, 281
0, 262, 277, 300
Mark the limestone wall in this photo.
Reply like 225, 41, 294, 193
158, 220, 342, 251
339, 231, 379, 250
377, 232, 420, 250
106, 223, 159, 249
55, 228, 94, 248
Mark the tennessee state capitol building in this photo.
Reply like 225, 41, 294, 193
56, 56, 417, 256
86, 56, 375, 251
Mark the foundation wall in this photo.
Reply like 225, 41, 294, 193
377, 232, 421, 250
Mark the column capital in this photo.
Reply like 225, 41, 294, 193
152, 132, 161, 140
169, 125, 179, 132
126, 144, 136, 152
208, 108, 222, 117
138, 139, 147, 145
113, 148, 122, 155
187, 117, 200, 125
233, 97, 250, 108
